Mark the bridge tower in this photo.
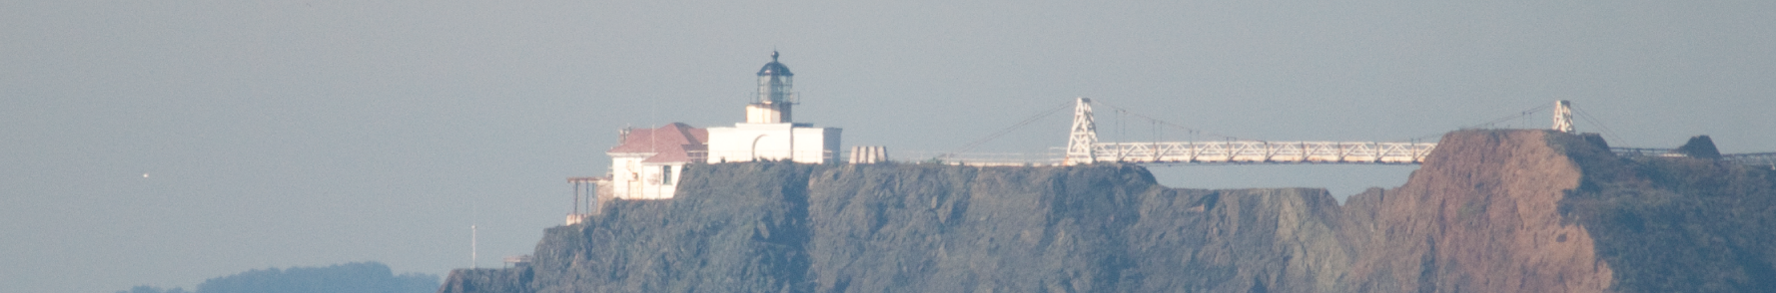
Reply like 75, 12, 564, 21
1064, 97, 1098, 166
1552, 100, 1574, 133
1548, 100, 1577, 133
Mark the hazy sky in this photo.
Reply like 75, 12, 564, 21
4, 1, 1772, 292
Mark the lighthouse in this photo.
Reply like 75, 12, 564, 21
746, 51, 794, 123
707, 52, 842, 164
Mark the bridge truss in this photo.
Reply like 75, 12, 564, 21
1732, 153, 1776, 169
1065, 97, 1442, 166
1093, 141, 1435, 164
1614, 148, 1776, 169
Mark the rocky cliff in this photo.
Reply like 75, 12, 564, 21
440, 130, 1776, 292
1338, 130, 1614, 292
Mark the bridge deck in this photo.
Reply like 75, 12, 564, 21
1613, 148, 1776, 169
1728, 153, 1776, 168
899, 146, 1774, 168
1093, 141, 1437, 164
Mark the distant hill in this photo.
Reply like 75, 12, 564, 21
118, 262, 437, 293
441, 130, 1776, 292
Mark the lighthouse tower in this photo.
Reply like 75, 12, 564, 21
746, 51, 794, 123
706, 52, 842, 164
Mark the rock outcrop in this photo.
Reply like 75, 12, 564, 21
1338, 130, 1614, 292
441, 129, 1776, 292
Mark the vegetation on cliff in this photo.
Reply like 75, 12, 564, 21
443, 163, 1352, 292
1561, 141, 1776, 292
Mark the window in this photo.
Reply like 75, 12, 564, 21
661, 165, 674, 185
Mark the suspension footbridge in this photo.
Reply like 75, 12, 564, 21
1061, 98, 1440, 166
902, 98, 1772, 169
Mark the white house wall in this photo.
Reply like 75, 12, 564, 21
707, 123, 841, 164
607, 153, 685, 199
793, 127, 841, 163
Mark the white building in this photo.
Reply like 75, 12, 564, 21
598, 52, 839, 200
606, 122, 706, 199
706, 52, 842, 164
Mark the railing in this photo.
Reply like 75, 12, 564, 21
1727, 153, 1776, 169
883, 141, 1439, 167
1093, 141, 1436, 164
791, 143, 1768, 167
1611, 148, 1776, 169
1610, 147, 1679, 157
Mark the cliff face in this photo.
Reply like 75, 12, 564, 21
443, 163, 1352, 292
799, 165, 1350, 292
441, 129, 1776, 293
1338, 130, 1613, 292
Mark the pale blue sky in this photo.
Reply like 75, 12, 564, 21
3, 1, 1773, 292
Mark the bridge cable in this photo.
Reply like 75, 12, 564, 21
943, 100, 1073, 158
1574, 107, 1628, 146
1089, 99, 1248, 141
1469, 103, 1550, 129
1397, 103, 1551, 142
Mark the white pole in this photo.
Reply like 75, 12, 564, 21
470, 203, 478, 269
471, 224, 478, 269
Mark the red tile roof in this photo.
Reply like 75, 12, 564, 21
607, 122, 707, 163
